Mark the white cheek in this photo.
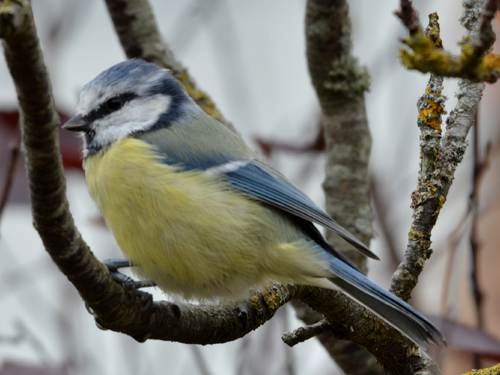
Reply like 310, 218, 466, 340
94, 95, 171, 146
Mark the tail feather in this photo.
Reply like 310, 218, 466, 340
327, 257, 445, 348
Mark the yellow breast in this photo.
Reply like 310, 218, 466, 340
84, 138, 330, 300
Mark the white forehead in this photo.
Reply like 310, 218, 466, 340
77, 61, 168, 115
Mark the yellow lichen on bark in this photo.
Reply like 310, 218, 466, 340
262, 288, 282, 310
398, 30, 500, 82
463, 363, 500, 375
481, 53, 500, 74
435, 196, 446, 216
418, 94, 446, 132
177, 73, 224, 122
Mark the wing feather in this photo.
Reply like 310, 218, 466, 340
220, 161, 379, 260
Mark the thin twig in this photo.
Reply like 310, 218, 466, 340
465, 0, 498, 72
189, 346, 214, 375
395, 0, 421, 36
439, 125, 491, 320
0, 320, 54, 365
0, 133, 20, 226
255, 120, 325, 157
440, 211, 469, 316
282, 320, 330, 347
371, 175, 401, 270
469, 115, 492, 368
103, 0, 233, 131
290, 300, 386, 375
470, 115, 483, 330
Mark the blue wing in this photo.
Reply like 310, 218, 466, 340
219, 161, 379, 260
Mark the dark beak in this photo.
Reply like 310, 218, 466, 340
62, 114, 90, 132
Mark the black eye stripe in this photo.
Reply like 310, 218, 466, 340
84, 92, 138, 123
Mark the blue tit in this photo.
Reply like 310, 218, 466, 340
63, 59, 444, 347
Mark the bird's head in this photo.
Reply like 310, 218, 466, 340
63, 59, 198, 156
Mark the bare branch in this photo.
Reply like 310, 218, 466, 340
371, 175, 402, 270
298, 288, 443, 375
291, 301, 387, 375
306, 0, 371, 270
470, 139, 491, 327
395, 0, 421, 36
390, 3, 486, 301
0, 134, 20, 227
282, 320, 330, 347
304, 0, 384, 372
390, 15, 446, 300
103, 0, 233, 130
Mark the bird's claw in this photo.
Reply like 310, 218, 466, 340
103, 258, 156, 310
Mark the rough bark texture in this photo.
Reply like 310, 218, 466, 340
298, 287, 443, 375
104, 0, 233, 131
306, 0, 372, 270
391, 0, 486, 302
291, 301, 385, 375
303, 1, 383, 374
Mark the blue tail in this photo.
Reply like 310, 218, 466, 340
326, 256, 445, 347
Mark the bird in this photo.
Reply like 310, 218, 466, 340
63, 59, 444, 348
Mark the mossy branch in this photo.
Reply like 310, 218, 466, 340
103, 0, 233, 130
390, 3, 486, 300
397, 0, 499, 82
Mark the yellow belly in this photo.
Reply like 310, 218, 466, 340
84, 138, 330, 300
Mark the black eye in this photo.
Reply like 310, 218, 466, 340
106, 97, 124, 111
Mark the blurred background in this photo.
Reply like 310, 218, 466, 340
1, 0, 500, 374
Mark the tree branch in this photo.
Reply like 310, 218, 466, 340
390, 2, 487, 301
396, 0, 500, 82
103, 0, 233, 130
306, 0, 371, 275
394, 0, 421, 36
298, 287, 442, 375
302, 1, 442, 374
290, 300, 385, 375
304, 1, 381, 372
390, 13, 447, 301
0, 134, 20, 227
282, 317, 330, 348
